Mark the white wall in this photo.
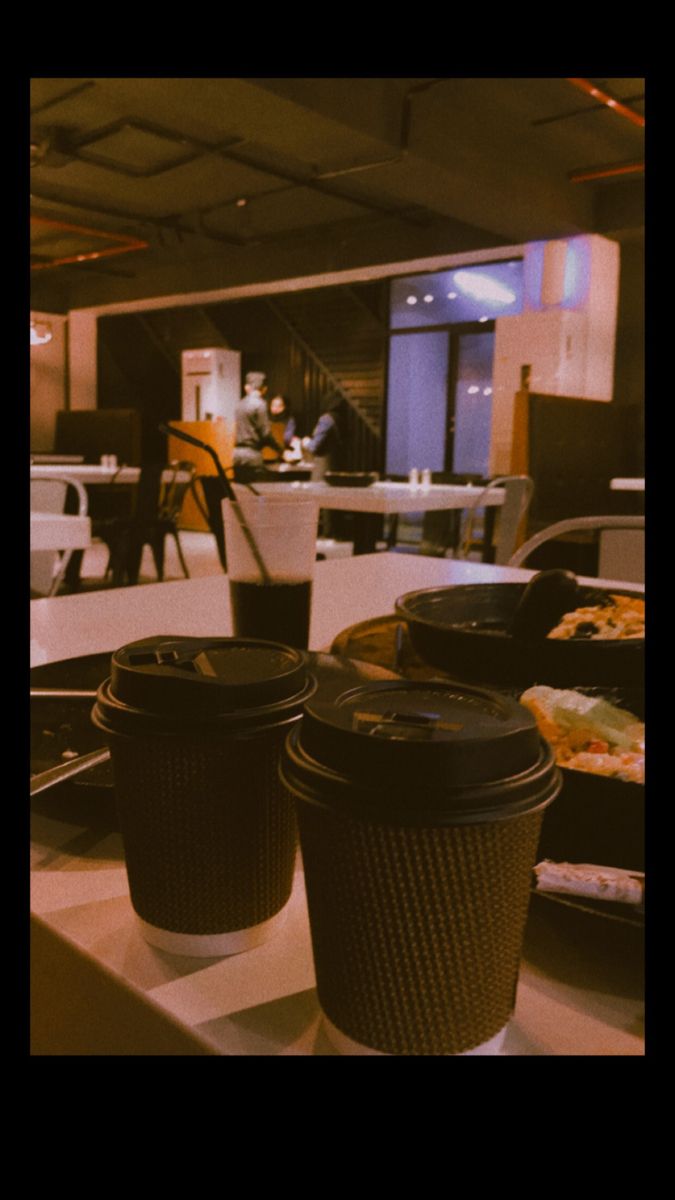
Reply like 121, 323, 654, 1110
490, 234, 620, 474
68, 311, 98, 411
30, 311, 67, 450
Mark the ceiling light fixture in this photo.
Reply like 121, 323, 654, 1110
454, 270, 516, 305
406, 296, 417, 305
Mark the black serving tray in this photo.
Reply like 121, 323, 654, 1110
30, 649, 400, 828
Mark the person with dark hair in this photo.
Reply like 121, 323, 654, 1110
233, 371, 281, 481
268, 394, 297, 452
302, 393, 348, 481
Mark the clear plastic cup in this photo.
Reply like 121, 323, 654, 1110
223, 493, 320, 649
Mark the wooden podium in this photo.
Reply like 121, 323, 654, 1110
167, 419, 234, 532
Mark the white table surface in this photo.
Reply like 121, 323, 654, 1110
30, 554, 645, 1056
30, 464, 191, 486
254, 480, 505, 514
31, 464, 137, 485
610, 478, 645, 492
30, 512, 92, 552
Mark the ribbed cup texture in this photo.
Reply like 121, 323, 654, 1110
112, 729, 297, 935
297, 804, 543, 1055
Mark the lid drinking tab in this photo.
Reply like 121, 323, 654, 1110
106, 635, 308, 717
283, 678, 559, 822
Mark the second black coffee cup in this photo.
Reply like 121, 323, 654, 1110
92, 635, 315, 956
281, 678, 561, 1055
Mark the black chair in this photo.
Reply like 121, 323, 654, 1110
192, 474, 229, 572
95, 461, 196, 586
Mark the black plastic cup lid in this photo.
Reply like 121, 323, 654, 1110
281, 679, 560, 824
92, 635, 315, 736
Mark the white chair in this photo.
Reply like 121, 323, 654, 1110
30, 475, 88, 597
508, 514, 645, 578
458, 475, 535, 564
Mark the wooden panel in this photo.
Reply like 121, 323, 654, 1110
168, 419, 234, 531
510, 387, 530, 477
55, 408, 142, 465
526, 393, 634, 528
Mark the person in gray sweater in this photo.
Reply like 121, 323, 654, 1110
233, 371, 280, 481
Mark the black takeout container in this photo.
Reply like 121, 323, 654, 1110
395, 582, 644, 690
324, 471, 378, 488
529, 685, 644, 873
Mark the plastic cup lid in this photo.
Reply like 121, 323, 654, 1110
92, 635, 314, 735
282, 679, 560, 823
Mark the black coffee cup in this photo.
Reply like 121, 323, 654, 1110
281, 678, 561, 1055
92, 635, 315, 956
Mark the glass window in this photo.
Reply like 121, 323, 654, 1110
390, 260, 524, 329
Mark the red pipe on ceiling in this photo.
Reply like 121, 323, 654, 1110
30, 214, 149, 271
566, 78, 645, 128
569, 159, 645, 183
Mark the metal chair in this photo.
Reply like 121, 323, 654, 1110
192, 474, 228, 571
96, 462, 196, 585
457, 475, 535, 564
30, 475, 89, 597
508, 514, 645, 575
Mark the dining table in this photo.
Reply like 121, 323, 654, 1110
30, 553, 645, 1056
255, 480, 506, 556
29, 464, 190, 486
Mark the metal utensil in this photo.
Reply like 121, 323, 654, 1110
31, 688, 98, 700
30, 746, 111, 796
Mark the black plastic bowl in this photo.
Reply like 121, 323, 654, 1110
395, 583, 644, 690
324, 471, 379, 488
538, 763, 644, 872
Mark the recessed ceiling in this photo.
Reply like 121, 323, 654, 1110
30, 76, 645, 312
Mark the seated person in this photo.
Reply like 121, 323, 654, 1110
267, 394, 297, 457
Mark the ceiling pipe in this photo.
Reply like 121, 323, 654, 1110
30, 214, 149, 271
569, 159, 645, 183
30, 80, 95, 117
316, 78, 446, 181
566, 78, 645, 128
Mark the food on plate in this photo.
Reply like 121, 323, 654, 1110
520, 685, 644, 783
533, 860, 644, 907
547, 594, 644, 641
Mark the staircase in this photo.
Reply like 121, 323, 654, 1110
268, 285, 386, 443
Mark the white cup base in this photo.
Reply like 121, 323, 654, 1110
323, 1014, 508, 1056
136, 905, 288, 957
